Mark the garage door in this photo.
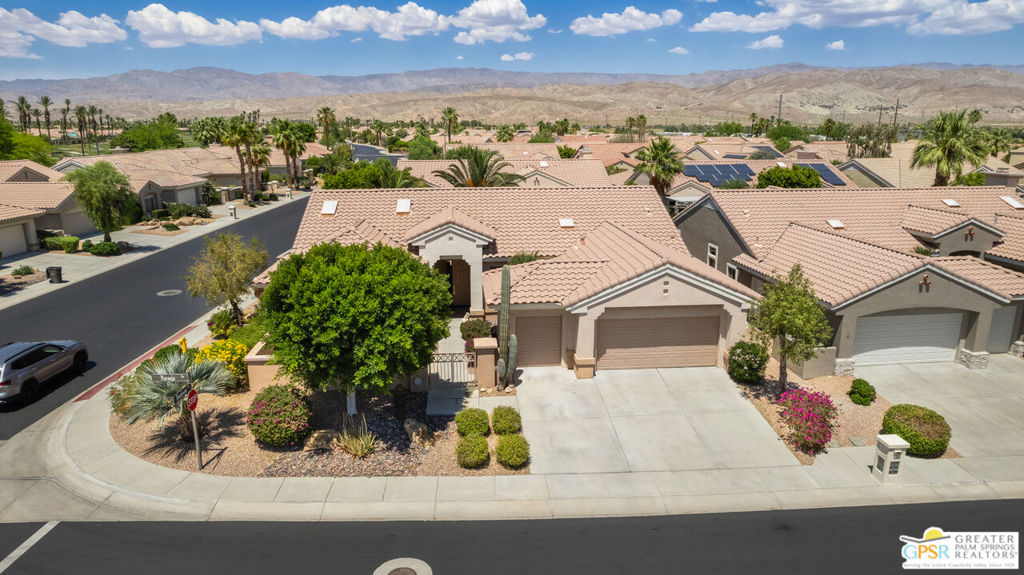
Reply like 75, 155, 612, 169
516, 315, 562, 366
987, 307, 1018, 353
853, 312, 961, 366
0, 224, 28, 258
597, 315, 719, 369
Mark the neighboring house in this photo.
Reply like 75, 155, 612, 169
0, 160, 65, 183
0, 204, 44, 257
0, 182, 94, 237
256, 186, 754, 377
673, 186, 1024, 375
397, 158, 612, 188
573, 143, 644, 171
54, 157, 206, 213
474, 143, 560, 160
1010, 147, 1024, 170
783, 141, 850, 165
683, 143, 783, 161
839, 156, 1022, 189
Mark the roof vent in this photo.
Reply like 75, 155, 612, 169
396, 198, 411, 214
942, 199, 960, 207
777, 161, 787, 168
1001, 195, 1024, 209
539, 161, 549, 168
558, 218, 574, 228
321, 200, 338, 216
827, 219, 845, 229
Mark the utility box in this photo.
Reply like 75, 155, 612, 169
872, 434, 910, 483
227, 205, 237, 219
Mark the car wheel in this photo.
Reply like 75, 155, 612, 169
72, 351, 88, 374
21, 380, 39, 403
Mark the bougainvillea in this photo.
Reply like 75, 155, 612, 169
246, 385, 311, 448
778, 388, 838, 453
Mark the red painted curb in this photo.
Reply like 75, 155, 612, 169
75, 324, 197, 402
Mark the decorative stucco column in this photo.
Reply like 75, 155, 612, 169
959, 309, 992, 369
23, 219, 39, 251
573, 313, 596, 379
469, 257, 484, 319
832, 315, 856, 376
474, 337, 498, 389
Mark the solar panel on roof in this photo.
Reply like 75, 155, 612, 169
796, 162, 846, 186
724, 154, 747, 159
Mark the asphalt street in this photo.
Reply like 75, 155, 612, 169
0, 198, 308, 439
1, 500, 1020, 574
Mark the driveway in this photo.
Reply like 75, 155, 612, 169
857, 354, 1024, 457
516, 367, 799, 474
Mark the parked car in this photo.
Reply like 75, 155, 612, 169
0, 341, 88, 403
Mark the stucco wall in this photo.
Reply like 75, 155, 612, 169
675, 201, 747, 275
415, 227, 485, 310
932, 226, 1001, 256
519, 172, 569, 188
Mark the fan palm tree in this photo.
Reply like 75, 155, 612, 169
270, 120, 296, 188
60, 99, 71, 150
911, 110, 988, 186
246, 142, 272, 192
30, 108, 42, 136
74, 105, 88, 155
635, 114, 648, 144
289, 138, 306, 186
86, 105, 100, 153
431, 147, 523, 187
495, 124, 514, 142
987, 128, 1012, 158
377, 164, 423, 188
749, 113, 758, 135
821, 118, 837, 141
223, 116, 256, 200
441, 106, 458, 157
38, 96, 52, 142
15, 96, 30, 132
634, 136, 685, 197
369, 119, 386, 147
625, 116, 636, 142
316, 106, 336, 148
122, 349, 231, 441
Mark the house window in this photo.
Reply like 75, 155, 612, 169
726, 263, 738, 280
707, 244, 719, 269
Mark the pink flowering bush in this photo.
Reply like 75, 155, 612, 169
246, 385, 311, 448
778, 388, 838, 453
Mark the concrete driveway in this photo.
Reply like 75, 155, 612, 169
516, 367, 799, 475
857, 355, 1024, 457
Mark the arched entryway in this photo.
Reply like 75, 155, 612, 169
434, 259, 471, 308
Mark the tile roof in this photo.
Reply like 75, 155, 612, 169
473, 143, 560, 160
987, 214, 1024, 265
397, 158, 612, 188
684, 143, 782, 161
405, 206, 497, 241
846, 155, 1018, 188
0, 182, 76, 211
0, 203, 44, 225
664, 159, 855, 192
783, 142, 850, 164
0, 160, 65, 182
606, 168, 634, 186
931, 256, 1024, 300
291, 185, 685, 259
899, 205, 976, 236
573, 143, 645, 167
482, 221, 758, 306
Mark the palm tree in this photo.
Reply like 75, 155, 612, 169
987, 128, 1012, 158
495, 124, 514, 142
0, 100, 8, 123
38, 96, 52, 142
289, 138, 306, 186
377, 164, 422, 188
15, 96, 30, 132
30, 108, 42, 136
270, 120, 296, 188
87, 105, 100, 153
911, 110, 988, 186
431, 147, 524, 187
247, 142, 272, 192
122, 349, 231, 441
60, 99, 71, 151
441, 106, 458, 158
316, 106, 336, 148
749, 113, 758, 135
634, 136, 685, 197
625, 116, 636, 142
223, 116, 256, 200
74, 105, 88, 155
635, 114, 648, 144
821, 118, 837, 141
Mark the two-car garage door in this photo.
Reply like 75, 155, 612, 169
0, 224, 28, 258
597, 316, 720, 369
853, 312, 961, 366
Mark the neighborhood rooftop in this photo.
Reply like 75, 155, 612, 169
397, 158, 612, 188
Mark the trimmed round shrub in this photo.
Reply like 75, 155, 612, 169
88, 241, 121, 256
882, 404, 951, 457
847, 378, 877, 406
728, 340, 769, 384
491, 406, 522, 435
81, 239, 94, 252
246, 385, 311, 448
59, 236, 79, 253
455, 407, 489, 437
456, 434, 489, 468
495, 434, 530, 469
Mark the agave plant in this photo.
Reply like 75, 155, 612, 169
122, 349, 232, 441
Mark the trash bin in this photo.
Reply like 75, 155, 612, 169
227, 205, 237, 219
46, 266, 62, 284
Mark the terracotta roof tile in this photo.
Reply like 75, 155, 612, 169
931, 256, 1024, 299
0, 203, 44, 225
405, 206, 498, 240
899, 205, 975, 236
988, 214, 1024, 265
0, 160, 65, 182
0, 182, 76, 211
398, 158, 612, 188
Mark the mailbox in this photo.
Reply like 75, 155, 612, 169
872, 434, 910, 483
227, 205, 237, 219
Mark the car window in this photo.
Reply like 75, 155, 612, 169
9, 345, 61, 369
40, 345, 62, 357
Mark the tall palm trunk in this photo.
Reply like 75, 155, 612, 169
234, 148, 248, 200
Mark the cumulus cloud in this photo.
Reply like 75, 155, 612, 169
691, 0, 1024, 35
127, 4, 261, 47
351, 36, 362, 42
260, 2, 448, 42
571, 7, 682, 36
457, 55, 464, 59
451, 0, 546, 45
747, 34, 784, 49
826, 39, 845, 50
0, 7, 127, 58
500, 51, 533, 61
668, 46, 688, 54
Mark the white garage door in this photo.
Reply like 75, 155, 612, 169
987, 307, 1018, 353
853, 312, 961, 366
0, 224, 28, 258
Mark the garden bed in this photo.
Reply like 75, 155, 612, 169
0, 269, 46, 295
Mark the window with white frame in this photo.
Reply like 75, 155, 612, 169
726, 263, 738, 280
707, 244, 719, 269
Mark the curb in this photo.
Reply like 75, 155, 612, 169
75, 325, 197, 402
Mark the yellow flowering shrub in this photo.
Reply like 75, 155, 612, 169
197, 340, 249, 392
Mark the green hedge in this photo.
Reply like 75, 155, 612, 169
848, 378, 877, 406
491, 406, 522, 435
58, 236, 79, 253
456, 435, 489, 468
882, 404, 951, 457
88, 241, 121, 256
455, 408, 489, 437
495, 435, 529, 469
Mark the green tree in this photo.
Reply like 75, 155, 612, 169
819, 118, 837, 140
223, 116, 257, 200
713, 121, 744, 136
322, 159, 422, 189
495, 125, 514, 142
64, 161, 135, 242
756, 165, 821, 188
5, 132, 52, 165
431, 148, 523, 187
951, 172, 985, 186
912, 110, 988, 186
528, 132, 555, 143
111, 119, 184, 152
748, 265, 833, 393
191, 117, 226, 147
719, 178, 749, 189
406, 134, 442, 160
186, 233, 268, 325
846, 124, 896, 158
262, 242, 452, 400
634, 136, 685, 196
557, 145, 576, 159
509, 251, 539, 265
304, 143, 353, 175
316, 106, 337, 148
38, 96, 52, 142
766, 125, 809, 144
0, 117, 14, 158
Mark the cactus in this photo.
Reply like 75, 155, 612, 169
497, 358, 507, 381
496, 265, 511, 389
505, 334, 518, 381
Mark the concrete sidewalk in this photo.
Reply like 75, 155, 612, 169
0, 192, 309, 312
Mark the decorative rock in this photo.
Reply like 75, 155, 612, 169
403, 418, 433, 446
849, 436, 864, 447
303, 429, 341, 451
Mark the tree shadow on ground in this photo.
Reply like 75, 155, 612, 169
143, 407, 246, 468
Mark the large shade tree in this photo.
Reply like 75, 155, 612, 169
912, 110, 988, 186
634, 136, 685, 196
431, 147, 523, 187
64, 161, 136, 242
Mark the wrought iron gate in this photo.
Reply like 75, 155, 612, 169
430, 352, 475, 384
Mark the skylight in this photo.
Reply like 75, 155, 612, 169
558, 218, 574, 228
539, 161, 549, 168
396, 199, 411, 213
1001, 195, 1024, 209
942, 199, 960, 207
827, 219, 845, 229
321, 200, 338, 215
776, 161, 787, 168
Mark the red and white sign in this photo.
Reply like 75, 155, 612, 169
186, 389, 198, 411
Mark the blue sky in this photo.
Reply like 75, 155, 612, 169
2, 1, 1022, 80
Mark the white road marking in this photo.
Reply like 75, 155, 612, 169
0, 521, 59, 574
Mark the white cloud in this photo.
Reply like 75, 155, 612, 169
451, 0, 546, 45
260, 2, 448, 42
826, 39, 845, 50
500, 51, 533, 61
668, 46, 688, 54
646, 37, 656, 42
571, 7, 682, 37
456, 55, 464, 59
547, 28, 562, 34
0, 7, 127, 58
351, 36, 362, 42
691, 0, 1024, 35
747, 34, 784, 49
127, 4, 261, 47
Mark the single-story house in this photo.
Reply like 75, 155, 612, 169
397, 158, 612, 188
783, 141, 850, 165
0, 159, 65, 183
683, 143, 783, 161
54, 158, 206, 213
572, 143, 644, 172
257, 185, 755, 378
0, 204, 44, 258
474, 143, 560, 161
673, 186, 1024, 375
0, 182, 94, 237
839, 156, 1022, 190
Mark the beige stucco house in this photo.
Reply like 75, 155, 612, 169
0, 160, 95, 257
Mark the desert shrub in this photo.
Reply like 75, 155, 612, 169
509, 251, 539, 265
166, 203, 191, 218
59, 236, 80, 253
778, 387, 838, 452
491, 406, 522, 435
207, 309, 236, 338
196, 339, 249, 392
162, 223, 180, 231
88, 241, 120, 256
246, 385, 311, 448
151, 208, 170, 219
495, 434, 530, 469
847, 378, 877, 406
107, 371, 140, 416
229, 317, 268, 352
338, 414, 377, 457
728, 340, 769, 384
81, 239, 94, 252
455, 407, 489, 437
42, 236, 64, 250
190, 204, 212, 218
456, 434, 489, 468
460, 319, 492, 352
11, 265, 35, 277
882, 404, 951, 457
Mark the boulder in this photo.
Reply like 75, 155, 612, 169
403, 418, 433, 446
303, 429, 341, 451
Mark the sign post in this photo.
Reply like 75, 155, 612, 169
154, 374, 202, 470
187, 389, 201, 470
